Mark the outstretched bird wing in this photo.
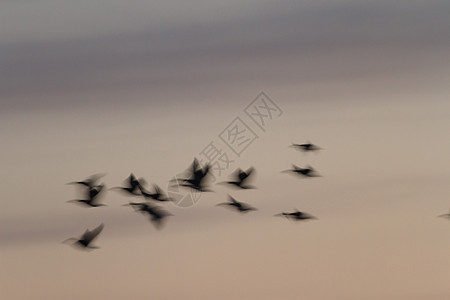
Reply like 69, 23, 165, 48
85, 173, 106, 186
126, 173, 138, 187
153, 184, 164, 196
291, 164, 300, 170
68, 173, 106, 188
230, 168, 243, 180
82, 223, 104, 243
239, 167, 255, 183
238, 202, 256, 212
228, 195, 239, 204
190, 158, 200, 174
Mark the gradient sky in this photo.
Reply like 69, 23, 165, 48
1, 1, 450, 299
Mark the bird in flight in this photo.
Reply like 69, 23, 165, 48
173, 158, 212, 192
290, 142, 321, 153
125, 202, 173, 229
139, 184, 173, 202
219, 167, 256, 189
282, 164, 321, 178
216, 195, 257, 213
110, 173, 144, 196
63, 223, 104, 250
274, 210, 317, 221
68, 184, 106, 207
67, 173, 106, 189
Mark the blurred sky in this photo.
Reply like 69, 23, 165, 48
1, 1, 450, 299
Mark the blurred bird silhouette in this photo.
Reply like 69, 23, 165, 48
63, 223, 104, 250
290, 142, 321, 152
282, 164, 321, 178
438, 209, 450, 219
216, 195, 256, 213
67, 173, 106, 189
219, 167, 256, 189
173, 158, 212, 192
275, 210, 317, 221
125, 202, 173, 229
68, 184, 106, 207
139, 184, 173, 202
110, 173, 144, 196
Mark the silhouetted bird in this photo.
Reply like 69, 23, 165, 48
438, 209, 450, 219
67, 173, 106, 189
219, 167, 256, 189
290, 142, 321, 152
125, 202, 173, 229
63, 223, 104, 250
173, 158, 212, 192
139, 184, 173, 202
68, 184, 106, 207
110, 173, 143, 196
282, 164, 321, 178
275, 210, 317, 221
216, 195, 256, 213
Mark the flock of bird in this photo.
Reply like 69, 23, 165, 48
62, 141, 449, 250
62, 142, 323, 250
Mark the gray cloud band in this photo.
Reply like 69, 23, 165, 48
1, 1, 449, 107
